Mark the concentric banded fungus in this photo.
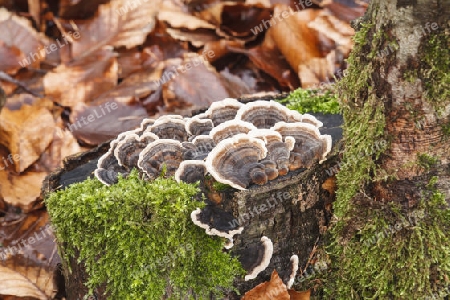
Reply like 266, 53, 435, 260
209, 120, 257, 144
272, 122, 332, 169
95, 149, 129, 186
175, 160, 206, 184
191, 207, 244, 249
137, 139, 185, 180
182, 135, 215, 160
238, 236, 274, 281
236, 100, 302, 128
249, 129, 293, 176
185, 116, 214, 136
139, 118, 155, 133
203, 98, 243, 126
205, 134, 268, 190
150, 118, 188, 141
302, 113, 323, 128
114, 132, 159, 168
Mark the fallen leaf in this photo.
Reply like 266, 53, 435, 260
288, 289, 311, 300
243, 270, 291, 300
266, 5, 321, 73
0, 95, 55, 172
66, 0, 162, 59
43, 48, 118, 107
69, 101, 148, 145
0, 171, 47, 211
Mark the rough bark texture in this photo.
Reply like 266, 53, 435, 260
41, 94, 343, 299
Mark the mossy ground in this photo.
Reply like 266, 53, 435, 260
278, 88, 340, 114
45, 169, 244, 300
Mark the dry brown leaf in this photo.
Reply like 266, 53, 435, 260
298, 50, 336, 88
267, 5, 321, 73
44, 48, 118, 107
0, 265, 54, 300
67, 0, 162, 59
32, 127, 81, 172
159, 10, 216, 30
92, 67, 163, 106
0, 171, 47, 210
160, 53, 250, 113
0, 40, 26, 74
58, 0, 109, 19
242, 270, 291, 300
0, 8, 50, 70
166, 28, 219, 48
0, 95, 55, 172
288, 289, 311, 300
69, 101, 148, 145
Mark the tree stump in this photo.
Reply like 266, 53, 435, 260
41, 94, 343, 299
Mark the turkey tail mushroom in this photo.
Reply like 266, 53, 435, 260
205, 134, 268, 190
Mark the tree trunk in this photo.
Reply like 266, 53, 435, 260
42, 94, 343, 299
330, 0, 450, 298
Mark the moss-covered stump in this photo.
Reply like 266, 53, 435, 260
42, 93, 343, 299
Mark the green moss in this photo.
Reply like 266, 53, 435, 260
278, 88, 340, 114
422, 33, 450, 107
325, 177, 450, 299
417, 153, 439, 171
46, 170, 244, 300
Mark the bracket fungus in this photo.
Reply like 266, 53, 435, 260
185, 116, 214, 136
203, 97, 244, 126
205, 134, 268, 190
190, 207, 244, 249
137, 139, 185, 180
209, 120, 257, 144
95, 97, 332, 189
237, 236, 274, 281
235, 100, 302, 128
114, 132, 159, 168
174, 160, 207, 184
150, 118, 188, 141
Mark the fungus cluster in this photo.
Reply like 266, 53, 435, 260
95, 98, 332, 189
94, 97, 331, 283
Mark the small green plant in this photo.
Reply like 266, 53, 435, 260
417, 153, 439, 170
279, 88, 340, 114
46, 169, 244, 300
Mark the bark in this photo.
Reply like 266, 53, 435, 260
41, 94, 343, 299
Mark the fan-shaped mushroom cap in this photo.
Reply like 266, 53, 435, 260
150, 118, 188, 141
114, 132, 159, 168
191, 207, 244, 248
137, 139, 185, 180
139, 118, 156, 132
182, 135, 216, 160
272, 122, 332, 169
302, 113, 323, 127
203, 98, 244, 126
236, 100, 302, 129
185, 116, 214, 136
238, 236, 274, 281
175, 160, 207, 183
205, 134, 268, 190
95, 148, 129, 186
209, 120, 257, 144
249, 129, 292, 176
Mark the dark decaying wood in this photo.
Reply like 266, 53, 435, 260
41, 94, 343, 299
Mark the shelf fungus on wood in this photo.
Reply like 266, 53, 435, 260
205, 134, 268, 190
137, 139, 185, 180
149, 118, 188, 141
237, 236, 274, 281
235, 100, 302, 128
190, 206, 244, 249
94, 97, 332, 190
209, 120, 257, 144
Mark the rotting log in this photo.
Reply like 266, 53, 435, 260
41, 94, 343, 299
